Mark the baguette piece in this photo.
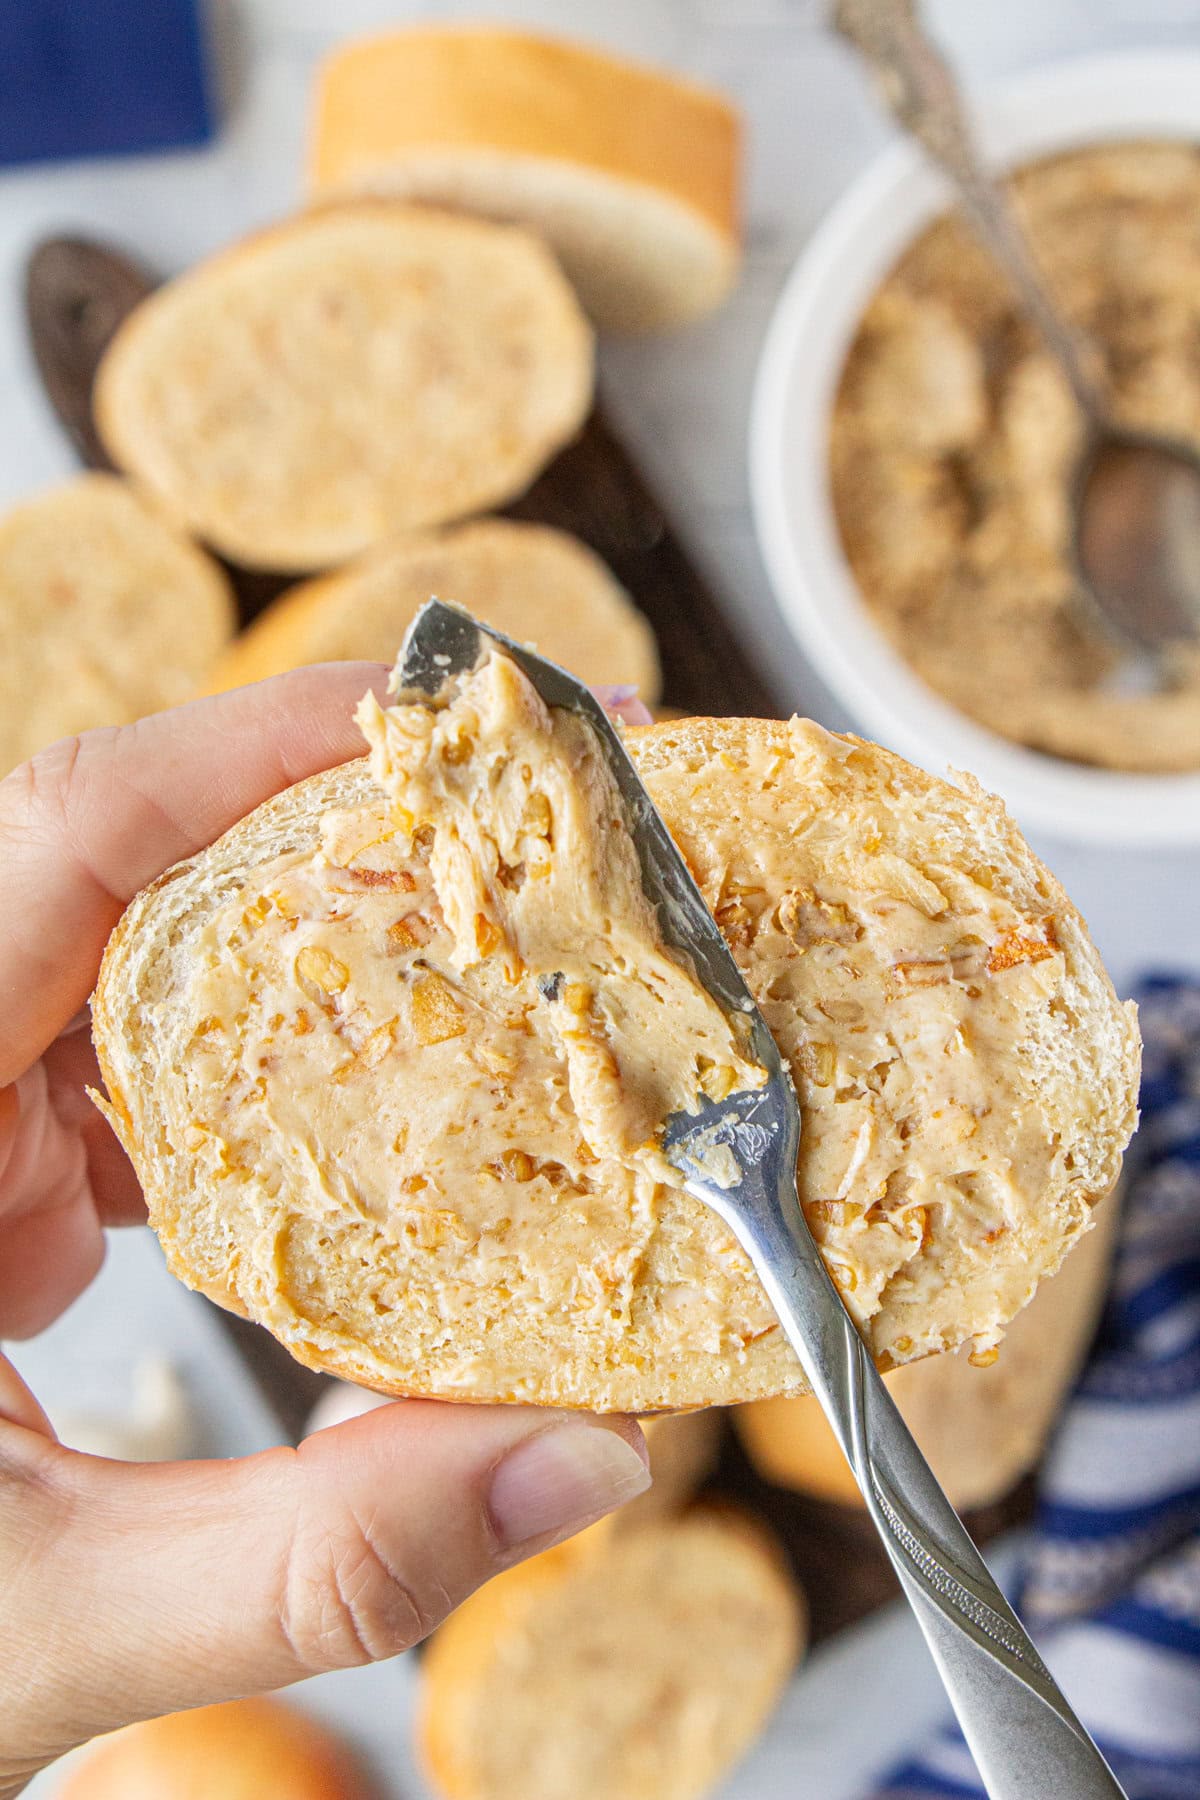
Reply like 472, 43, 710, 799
0, 474, 234, 779
92, 693, 1140, 1413
737, 1182, 1118, 1511
308, 27, 741, 332
94, 204, 594, 571
418, 1510, 802, 1800
205, 519, 660, 701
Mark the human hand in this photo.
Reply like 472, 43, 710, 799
0, 666, 649, 1797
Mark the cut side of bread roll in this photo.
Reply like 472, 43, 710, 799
418, 1511, 802, 1800
92, 693, 1139, 1413
0, 474, 234, 778
95, 204, 594, 571
309, 27, 741, 332
58, 1697, 366, 1800
736, 1182, 1118, 1512
205, 518, 660, 701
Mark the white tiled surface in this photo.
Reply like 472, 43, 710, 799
4, 3, 1197, 1796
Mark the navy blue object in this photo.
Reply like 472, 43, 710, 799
872, 976, 1200, 1800
0, 0, 216, 168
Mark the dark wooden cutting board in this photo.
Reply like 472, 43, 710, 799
25, 231, 1032, 1648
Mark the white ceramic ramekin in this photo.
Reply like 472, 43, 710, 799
750, 51, 1200, 846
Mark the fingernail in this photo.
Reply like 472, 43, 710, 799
488, 1424, 650, 1551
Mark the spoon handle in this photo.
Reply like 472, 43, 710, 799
714, 1142, 1130, 1800
834, 0, 1106, 423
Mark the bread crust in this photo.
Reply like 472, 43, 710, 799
92, 718, 1140, 1412
57, 1697, 362, 1799
94, 203, 594, 571
308, 26, 741, 331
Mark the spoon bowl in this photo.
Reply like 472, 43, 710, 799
1074, 429, 1200, 652
837, 0, 1200, 668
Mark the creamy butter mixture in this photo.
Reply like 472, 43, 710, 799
633, 720, 1090, 1365
165, 669, 1107, 1405
356, 652, 763, 1167
832, 141, 1200, 772
177, 654, 774, 1398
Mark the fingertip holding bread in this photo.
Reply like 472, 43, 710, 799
308, 26, 741, 332
91, 658, 1140, 1413
0, 474, 234, 779
57, 1697, 367, 1800
205, 518, 661, 702
418, 1509, 802, 1800
736, 1182, 1120, 1512
94, 204, 594, 571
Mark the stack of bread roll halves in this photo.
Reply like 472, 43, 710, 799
4, 26, 744, 778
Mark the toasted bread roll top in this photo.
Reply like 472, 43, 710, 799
58, 1697, 362, 1800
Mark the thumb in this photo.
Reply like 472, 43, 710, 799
0, 1400, 648, 1774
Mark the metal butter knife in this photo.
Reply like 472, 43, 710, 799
395, 599, 1127, 1800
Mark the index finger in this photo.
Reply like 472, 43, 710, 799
0, 663, 389, 1082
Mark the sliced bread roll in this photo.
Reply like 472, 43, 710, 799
91, 682, 1139, 1413
418, 1510, 802, 1800
205, 519, 660, 701
0, 474, 234, 779
309, 27, 741, 332
94, 204, 594, 572
736, 1182, 1118, 1511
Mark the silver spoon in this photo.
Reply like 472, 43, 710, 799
835, 0, 1200, 658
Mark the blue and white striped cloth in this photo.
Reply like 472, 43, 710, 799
873, 976, 1200, 1800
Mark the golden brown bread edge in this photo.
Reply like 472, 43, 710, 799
307, 25, 742, 332
202, 518, 662, 703
57, 1697, 364, 1800
91, 715, 1140, 1411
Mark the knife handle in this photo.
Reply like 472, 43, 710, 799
722, 1169, 1127, 1800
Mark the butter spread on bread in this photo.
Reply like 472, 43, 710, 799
92, 684, 1139, 1410
355, 650, 765, 1172
737, 1181, 1117, 1512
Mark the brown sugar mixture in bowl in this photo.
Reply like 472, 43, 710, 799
830, 141, 1200, 773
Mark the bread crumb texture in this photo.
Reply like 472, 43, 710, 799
92, 684, 1140, 1411
418, 1511, 802, 1800
0, 474, 233, 778
309, 25, 741, 332
94, 203, 594, 571
205, 518, 660, 701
